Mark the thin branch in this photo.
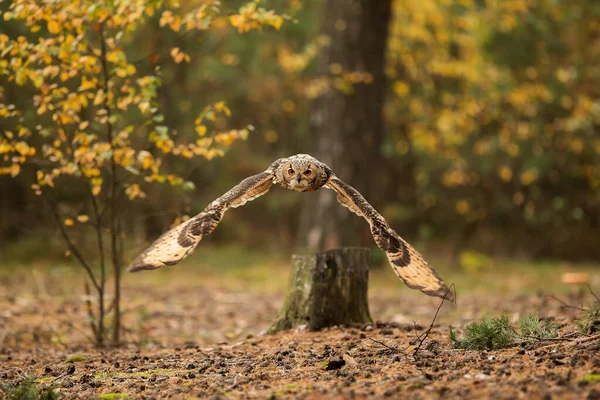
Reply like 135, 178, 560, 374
569, 333, 600, 346
413, 283, 456, 357
105, 297, 117, 315
537, 333, 600, 351
99, 21, 122, 345
42, 191, 101, 292
546, 294, 586, 311
84, 279, 100, 343
520, 335, 574, 342
131, 29, 198, 66
91, 193, 106, 342
45, 313, 95, 345
58, 117, 108, 346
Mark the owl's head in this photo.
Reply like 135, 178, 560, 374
273, 154, 332, 192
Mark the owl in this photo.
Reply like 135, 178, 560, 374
128, 154, 453, 300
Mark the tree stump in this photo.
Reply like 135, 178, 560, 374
271, 247, 372, 333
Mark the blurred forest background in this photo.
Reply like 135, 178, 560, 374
1, 0, 599, 266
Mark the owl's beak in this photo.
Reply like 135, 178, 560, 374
296, 173, 302, 184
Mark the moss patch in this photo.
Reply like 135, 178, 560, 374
64, 355, 86, 363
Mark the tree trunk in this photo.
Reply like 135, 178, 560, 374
297, 0, 392, 252
271, 247, 372, 333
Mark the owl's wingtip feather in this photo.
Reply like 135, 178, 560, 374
424, 285, 456, 302
127, 259, 160, 272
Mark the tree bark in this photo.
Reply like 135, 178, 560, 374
271, 247, 372, 333
297, 0, 392, 252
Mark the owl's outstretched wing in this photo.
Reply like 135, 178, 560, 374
127, 171, 275, 272
325, 176, 454, 301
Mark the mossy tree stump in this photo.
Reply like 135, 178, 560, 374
271, 247, 372, 333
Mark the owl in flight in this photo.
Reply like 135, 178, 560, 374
128, 154, 453, 300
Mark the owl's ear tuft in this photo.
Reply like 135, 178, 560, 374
269, 158, 287, 172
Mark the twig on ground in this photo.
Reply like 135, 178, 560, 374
546, 294, 586, 311
568, 333, 600, 346
413, 283, 456, 357
520, 335, 573, 342
367, 337, 402, 353
536, 333, 600, 351
227, 373, 241, 391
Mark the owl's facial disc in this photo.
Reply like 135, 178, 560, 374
286, 163, 316, 191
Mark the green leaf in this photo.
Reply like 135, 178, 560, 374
155, 125, 168, 139
125, 166, 140, 175
182, 181, 196, 191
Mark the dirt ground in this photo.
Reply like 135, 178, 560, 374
1, 260, 600, 399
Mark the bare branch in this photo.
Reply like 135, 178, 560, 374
84, 279, 100, 344
91, 194, 106, 343
99, 21, 122, 344
42, 191, 101, 292
131, 29, 199, 66
413, 283, 455, 357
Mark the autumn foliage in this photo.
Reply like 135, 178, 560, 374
385, 0, 600, 256
0, 0, 283, 345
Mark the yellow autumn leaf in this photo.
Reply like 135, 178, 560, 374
455, 199, 471, 215
106, 50, 122, 64
14, 142, 30, 156
0, 142, 11, 153
64, 218, 74, 226
10, 164, 20, 177
520, 170, 538, 186
214, 101, 226, 112
229, 15, 244, 29
47, 20, 60, 34
79, 77, 97, 91
394, 81, 409, 96
159, 10, 173, 27
174, 52, 186, 64
170, 17, 182, 32
142, 155, 153, 170
77, 215, 89, 223
498, 165, 513, 182
181, 147, 193, 158
125, 183, 146, 200
271, 16, 284, 30
196, 125, 207, 136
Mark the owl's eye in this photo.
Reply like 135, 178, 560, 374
287, 168, 294, 175
304, 170, 312, 176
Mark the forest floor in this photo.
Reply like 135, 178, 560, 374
1, 247, 600, 399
